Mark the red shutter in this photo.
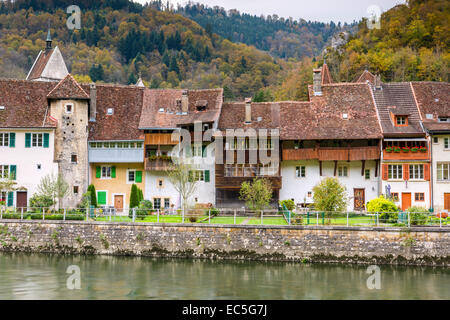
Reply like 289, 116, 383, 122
403, 164, 409, 181
382, 164, 389, 180
424, 163, 430, 181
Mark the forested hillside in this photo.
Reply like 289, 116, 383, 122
323, 0, 449, 83
176, 2, 355, 59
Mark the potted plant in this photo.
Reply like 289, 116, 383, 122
402, 146, 410, 153
385, 146, 393, 153
411, 146, 419, 153
393, 146, 401, 153
419, 146, 427, 153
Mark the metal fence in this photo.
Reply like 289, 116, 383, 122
0, 206, 448, 228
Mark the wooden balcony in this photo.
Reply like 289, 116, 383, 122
383, 149, 430, 160
145, 157, 173, 171
215, 175, 282, 190
282, 146, 380, 161
145, 133, 179, 145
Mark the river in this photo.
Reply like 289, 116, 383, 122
0, 253, 448, 300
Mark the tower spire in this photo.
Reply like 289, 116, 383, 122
46, 21, 52, 50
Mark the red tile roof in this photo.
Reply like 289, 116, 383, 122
47, 74, 89, 100
353, 70, 376, 84
321, 63, 333, 84
218, 102, 280, 131
27, 49, 54, 81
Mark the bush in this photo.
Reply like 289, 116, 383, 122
87, 184, 97, 208
29, 214, 85, 220
205, 207, 220, 217
129, 184, 139, 209
29, 194, 54, 209
279, 199, 295, 211
312, 177, 348, 213
407, 206, 429, 225
367, 196, 399, 223
1, 213, 27, 219
189, 216, 198, 223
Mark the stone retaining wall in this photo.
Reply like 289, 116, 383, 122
0, 220, 448, 266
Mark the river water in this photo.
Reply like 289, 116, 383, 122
0, 253, 448, 300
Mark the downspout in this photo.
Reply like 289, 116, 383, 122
429, 132, 433, 211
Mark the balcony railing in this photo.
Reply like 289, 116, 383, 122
145, 133, 179, 145
145, 156, 173, 171
282, 146, 379, 161
383, 147, 429, 160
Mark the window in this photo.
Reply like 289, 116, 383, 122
438, 117, 450, 123
338, 166, 348, 177
128, 170, 136, 183
415, 193, 425, 201
32, 133, 43, 147
0, 133, 9, 147
107, 108, 114, 115
192, 145, 203, 157
0, 165, 9, 178
153, 198, 161, 210
433, 137, 439, 144
391, 193, 399, 202
73, 186, 79, 194
0, 191, 7, 203
164, 198, 170, 209
65, 104, 73, 114
342, 113, 348, 120
365, 169, 370, 180
101, 166, 111, 179
388, 165, 403, 180
307, 192, 312, 198
437, 163, 450, 181
189, 170, 204, 181
409, 164, 424, 180
71, 154, 77, 164
426, 114, 433, 120
158, 179, 164, 188
90, 141, 143, 149
396, 116, 407, 126
296, 166, 306, 178
445, 138, 449, 150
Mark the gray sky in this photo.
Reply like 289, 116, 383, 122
134, 0, 406, 23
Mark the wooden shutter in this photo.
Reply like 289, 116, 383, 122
403, 164, 409, 181
111, 166, 116, 178
97, 192, 106, 205
135, 171, 142, 183
7, 192, 14, 207
25, 133, 31, 148
9, 165, 16, 180
382, 164, 389, 180
43, 133, 49, 148
9, 133, 15, 148
205, 170, 210, 182
424, 163, 430, 181
96, 166, 101, 178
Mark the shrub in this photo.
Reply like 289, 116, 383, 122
87, 184, 97, 208
406, 206, 429, 225
280, 199, 295, 211
1, 213, 24, 219
129, 184, 139, 209
312, 177, 348, 213
189, 216, 198, 223
367, 196, 399, 223
29, 194, 54, 209
239, 178, 273, 212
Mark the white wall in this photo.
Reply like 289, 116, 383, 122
381, 180, 429, 210
280, 160, 379, 211
0, 129, 58, 207
431, 134, 450, 211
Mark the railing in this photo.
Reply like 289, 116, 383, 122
283, 146, 379, 161
383, 148, 429, 160
145, 157, 173, 171
1, 207, 447, 228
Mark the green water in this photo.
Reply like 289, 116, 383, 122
0, 253, 448, 300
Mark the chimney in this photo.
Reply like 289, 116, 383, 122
375, 74, 382, 90
89, 83, 96, 122
245, 98, 252, 123
313, 68, 322, 96
181, 90, 189, 114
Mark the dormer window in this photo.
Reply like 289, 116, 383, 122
395, 116, 408, 126
159, 108, 165, 113
342, 113, 348, 120
438, 117, 449, 123
426, 114, 433, 119
65, 103, 73, 114
107, 108, 114, 115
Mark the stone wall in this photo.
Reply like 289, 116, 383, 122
0, 221, 448, 266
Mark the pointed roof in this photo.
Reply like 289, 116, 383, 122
321, 63, 333, 84
353, 70, 376, 84
47, 74, 89, 100
136, 77, 145, 87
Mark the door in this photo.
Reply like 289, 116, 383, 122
354, 189, 365, 211
16, 191, 27, 209
445, 193, 450, 210
114, 195, 124, 212
401, 193, 412, 211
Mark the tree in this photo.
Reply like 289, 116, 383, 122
168, 162, 198, 213
239, 178, 273, 213
0, 172, 19, 206
87, 184, 97, 208
312, 177, 348, 213
36, 173, 69, 210
29, 194, 54, 209
129, 184, 139, 209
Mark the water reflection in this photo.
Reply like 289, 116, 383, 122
0, 253, 448, 300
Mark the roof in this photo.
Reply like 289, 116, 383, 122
372, 83, 424, 137
279, 83, 382, 140
26, 46, 69, 81
84, 84, 146, 141
321, 63, 333, 84
353, 70, 376, 84
411, 82, 450, 132
47, 74, 89, 100
0, 79, 56, 128
26, 49, 54, 81
139, 88, 223, 129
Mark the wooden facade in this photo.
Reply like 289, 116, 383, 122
144, 133, 179, 145
282, 146, 380, 161
382, 149, 430, 160
144, 158, 173, 171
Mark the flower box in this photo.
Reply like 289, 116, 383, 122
402, 147, 410, 153
411, 147, 419, 153
385, 147, 393, 153
393, 147, 401, 153
419, 147, 427, 153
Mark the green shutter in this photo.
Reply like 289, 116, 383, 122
205, 170, 210, 182
9, 133, 15, 147
202, 145, 206, 158
43, 133, 49, 148
7, 192, 14, 207
97, 192, 107, 205
25, 133, 31, 148
135, 171, 142, 183
111, 166, 116, 178
9, 165, 16, 180
96, 166, 101, 178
